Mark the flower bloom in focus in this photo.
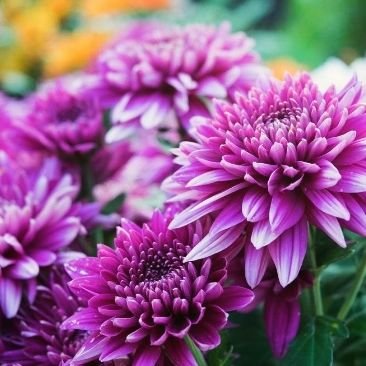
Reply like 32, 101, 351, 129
11, 80, 103, 158
0, 157, 85, 318
0, 266, 87, 365
166, 73, 366, 288
62, 209, 254, 365
88, 22, 263, 142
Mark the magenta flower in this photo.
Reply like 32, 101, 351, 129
11, 80, 103, 158
88, 22, 263, 141
0, 156, 85, 318
0, 266, 87, 366
62, 209, 254, 365
166, 73, 366, 288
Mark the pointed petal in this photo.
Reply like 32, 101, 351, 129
269, 192, 304, 235
305, 190, 350, 220
251, 219, 280, 249
217, 286, 254, 311
264, 296, 300, 358
245, 244, 271, 288
268, 217, 308, 287
184, 225, 244, 262
242, 188, 270, 222
0, 278, 21, 318
210, 200, 245, 235
309, 208, 346, 247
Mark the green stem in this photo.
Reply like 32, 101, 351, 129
309, 227, 324, 316
184, 336, 208, 366
80, 159, 104, 245
337, 251, 366, 321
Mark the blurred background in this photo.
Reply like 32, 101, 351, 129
0, 0, 365, 96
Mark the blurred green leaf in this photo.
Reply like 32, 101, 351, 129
281, 317, 334, 366
102, 193, 125, 214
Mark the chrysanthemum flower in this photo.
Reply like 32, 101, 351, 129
0, 156, 85, 318
88, 22, 263, 142
0, 266, 87, 366
166, 73, 366, 288
62, 209, 253, 365
11, 80, 103, 158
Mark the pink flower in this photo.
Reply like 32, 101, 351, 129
87, 22, 264, 142
165, 73, 366, 288
62, 209, 253, 365
0, 157, 88, 318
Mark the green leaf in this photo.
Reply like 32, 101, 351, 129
102, 193, 125, 214
281, 318, 333, 366
228, 311, 276, 366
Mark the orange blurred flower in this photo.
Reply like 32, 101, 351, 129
267, 58, 307, 79
44, 31, 112, 77
80, 0, 169, 18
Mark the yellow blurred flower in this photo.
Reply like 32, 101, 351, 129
80, 0, 169, 18
267, 58, 307, 79
44, 31, 112, 77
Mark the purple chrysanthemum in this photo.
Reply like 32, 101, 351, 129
62, 209, 254, 365
0, 156, 86, 318
11, 80, 103, 158
165, 73, 366, 288
0, 266, 87, 365
88, 22, 263, 142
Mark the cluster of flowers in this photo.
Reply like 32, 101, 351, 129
1, 20, 366, 366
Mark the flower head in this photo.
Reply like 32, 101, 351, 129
0, 156, 85, 318
88, 22, 263, 141
63, 209, 253, 365
0, 266, 87, 366
166, 73, 366, 288
11, 79, 103, 158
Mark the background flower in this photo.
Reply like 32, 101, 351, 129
0, 157, 85, 318
0, 266, 87, 366
11, 79, 103, 158
87, 22, 264, 142
62, 209, 253, 365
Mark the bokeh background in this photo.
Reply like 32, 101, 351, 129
1, 0, 365, 96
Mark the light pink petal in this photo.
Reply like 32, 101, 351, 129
242, 188, 270, 222
197, 77, 227, 98
0, 278, 22, 318
310, 160, 341, 189
332, 164, 366, 193
169, 183, 246, 229
251, 219, 281, 249
342, 196, 366, 236
269, 192, 304, 235
309, 208, 346, 247
268, 217, 308, 287
305, 190, 350, 220
245, 244, 271, 288
184, 225, 244, 262
187, 170, 234, 187
210, 200, 245, 235
8, 256, 39, 279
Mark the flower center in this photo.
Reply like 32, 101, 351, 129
56, 104, 83, 123
141, 252, 181, 282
